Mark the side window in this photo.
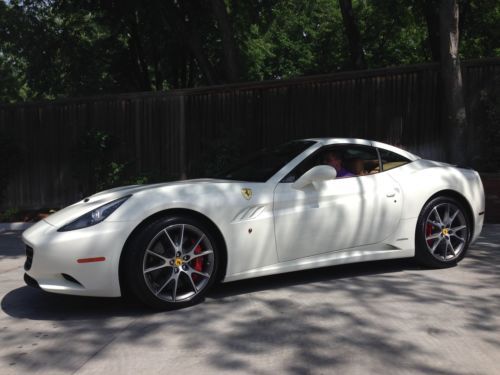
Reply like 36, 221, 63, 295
342, 146, 380, 177
281, 151, 322, 183
282, 145, 380, 182
378, 148, 410, 171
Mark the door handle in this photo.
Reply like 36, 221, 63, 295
386, 192, 396, 198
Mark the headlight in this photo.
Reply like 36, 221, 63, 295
58, 195, 131, 232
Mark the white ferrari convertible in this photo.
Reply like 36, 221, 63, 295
22, 138, 485, 308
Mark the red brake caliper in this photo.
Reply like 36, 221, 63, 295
191, 241, 204, 282
426, 223, 433, 246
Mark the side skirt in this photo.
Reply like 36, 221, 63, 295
222, 246, 414, 283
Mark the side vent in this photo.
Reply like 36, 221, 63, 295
232, 205, 267, 222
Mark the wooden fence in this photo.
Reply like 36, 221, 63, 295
1, 57, 499, 209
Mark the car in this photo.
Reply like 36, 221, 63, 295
22, 138, 485, 309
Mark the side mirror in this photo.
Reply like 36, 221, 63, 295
291, 165, 337, 190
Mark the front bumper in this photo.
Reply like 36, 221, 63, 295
22, 219, 135, 297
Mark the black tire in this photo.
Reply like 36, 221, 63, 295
415, 196, 471, 268
122, 215, 220, 309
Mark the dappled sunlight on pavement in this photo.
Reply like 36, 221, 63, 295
0, 226, 498, 374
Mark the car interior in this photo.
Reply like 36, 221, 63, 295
282, 144, 410, 183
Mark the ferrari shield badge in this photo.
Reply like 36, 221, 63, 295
241, 188, 253, 200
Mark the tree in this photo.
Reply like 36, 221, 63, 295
166, 0, 219, 86
359, 1, 429, 67
210, 0, 242, 82
458, 0, 500, 58
419, 0, 441, 61
440, 0, 467, 164
338, 0, 365, 69
0, 0, 498, 102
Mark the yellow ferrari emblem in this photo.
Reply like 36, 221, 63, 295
241, 188, 253, 200
175, 258, 183, 267
442, 228, 449, 236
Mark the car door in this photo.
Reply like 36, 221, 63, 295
273, 144, 402, 262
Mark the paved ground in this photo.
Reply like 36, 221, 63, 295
0, 226, 499, 375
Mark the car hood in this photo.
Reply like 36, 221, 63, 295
43, 178, 233, 228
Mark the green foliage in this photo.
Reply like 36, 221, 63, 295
459, 0, 500, 59
358, 1, 430, 67
74, 129, 148, 194
102, 161, 126, 191
0, 54, 27, 103
190, 127, 244, 178
239, 0, 346, 79
0, 207, 19, 222
1, 1, 111, 100
0, 0, 498, 101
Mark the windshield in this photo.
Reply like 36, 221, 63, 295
215, 140, 315, 182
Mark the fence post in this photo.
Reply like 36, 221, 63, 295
179, 94, 187, 180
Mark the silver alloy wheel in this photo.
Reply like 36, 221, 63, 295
424, 202, 468, 261
142, 223, 215, 302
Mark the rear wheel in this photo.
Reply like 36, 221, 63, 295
123, 215, 219, 309
415, 196, 471, 268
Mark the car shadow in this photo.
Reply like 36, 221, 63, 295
1, 286, 151, 320
209, 257, 421, 298
1, 257, 421, 321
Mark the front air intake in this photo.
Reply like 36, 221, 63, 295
24, 246, 33, 271
61, 273, 83, 287
24, 273, 40, 288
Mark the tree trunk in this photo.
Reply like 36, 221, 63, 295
420, 0, 440, 61
440, 0, 467, 164
156, 1, 218, 86
211, 0, 241, 82
186, 28, 218, 85
338, 0, 366, 70
129, 11, 151, 91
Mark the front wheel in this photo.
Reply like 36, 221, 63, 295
123, 215, 219, 309
415, 196, 471, 268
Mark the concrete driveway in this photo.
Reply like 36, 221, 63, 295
1, 225, 499, 375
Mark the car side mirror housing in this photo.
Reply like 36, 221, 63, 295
291, 165, 337, 190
